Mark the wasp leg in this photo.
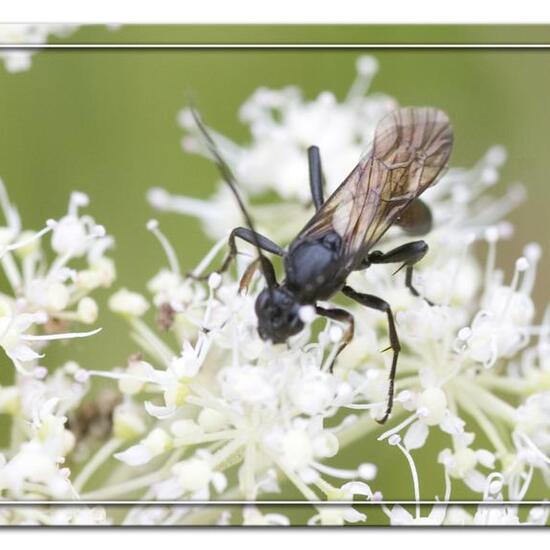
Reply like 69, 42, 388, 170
315, 305, 354, 374
342, 285, 400, 424
308, 145, 325, 211
365, 240, 429, 301
395, 198, 433, 236
188, 227, 284, 281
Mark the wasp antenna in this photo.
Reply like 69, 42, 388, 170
189, 106, 277, 292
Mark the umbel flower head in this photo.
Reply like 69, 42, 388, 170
0, 180, 115, 524
138, 56, 547, 525
0, 56, 548, 526
0, 183, 113, 375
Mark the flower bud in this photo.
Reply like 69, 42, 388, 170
281, 429, 313, 470
170, 419, 203, 440
118, 362, 149, 395
51, 215, 88, 257
46, 282, 70, 312
417, 387, 447, 426
77, 297, 98, 324
113, 406, 147, 441
172, 458, 212, 492
109, 288, 149, 317
198, 408, 228, 433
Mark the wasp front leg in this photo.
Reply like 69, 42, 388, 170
315, 305, 354, 374
363, 240, 430, 302
342, 285, 401, 424
187, 227, 284, 281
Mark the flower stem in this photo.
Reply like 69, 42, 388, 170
456, 393, 509, 458
81, 448, 185, 500
73, 437, 123, 492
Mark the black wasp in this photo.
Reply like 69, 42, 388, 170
190, 106, 453, 423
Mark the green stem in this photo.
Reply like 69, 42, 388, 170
81, 469, 167, 501
477, 374, 548, 396
456, 394, 510, 458
81, 447, 185, 500
457, 379, 517, 424
73, 438, 122, 492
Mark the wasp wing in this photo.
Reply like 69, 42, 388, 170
294, 107, 453, 271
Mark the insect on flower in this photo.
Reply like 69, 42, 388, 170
190, 106, 453, 423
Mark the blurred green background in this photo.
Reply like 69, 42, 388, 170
0, 25, 549, 508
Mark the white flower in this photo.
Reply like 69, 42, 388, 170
0, 441, 74, 499
0, 184, 111, 375
308, 481, 377, 526
109, 288, 149, 317
515, 392, 550, 456
120, 126, 547, 522
382, 434, 452, 526
0, 310, 48, 366
115, 428, 172, 466
112, 402, 147, 441
387, 504, 448, 526
308, 505, 366, 526
77, 297, 99, 324
439, 442, 496, 493
47, 507, 110, 526
242, 506, 290, 526
0, 308, 101, 374
220, 364, 278, 406
152, 451, 227, 500
288, 363, 343, 415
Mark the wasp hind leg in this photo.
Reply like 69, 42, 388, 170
187, 227, 284, 282
365, 240, 431, 303
315, 305, 355, 374
342, 285, 401, 424
308, 146, 325, 211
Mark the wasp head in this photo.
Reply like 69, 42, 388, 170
254, 286, 304, 344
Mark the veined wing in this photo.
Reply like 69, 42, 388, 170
294, 107, 453, 270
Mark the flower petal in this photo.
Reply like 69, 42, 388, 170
404, 420, 429, 450
114, 444, 153, 466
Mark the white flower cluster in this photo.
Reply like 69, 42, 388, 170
97, 252, 380, 525
139, 57, 548, 525
0, 56, 548, 526
0, 182, 114, 375
0, 181, 114, 524
0, 363, 109, 525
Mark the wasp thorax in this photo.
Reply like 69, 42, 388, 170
254, 286, 305, 344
